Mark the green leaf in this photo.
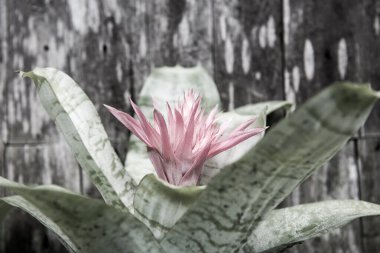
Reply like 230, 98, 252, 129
21, 68, 135, 211
244, 200, 380, 253
124, 66, 221, 184
234, 101, 292, 115
134, 174, 204, 239
0, 177, 162, 253
161, 83, 379, 253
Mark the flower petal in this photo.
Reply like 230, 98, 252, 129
104, 105, 151, 146
180, 142, 211, 186
154, 109, 174, 160
208, 128, 266, 158
130, 99, 160, 148
148, 150, 168, 182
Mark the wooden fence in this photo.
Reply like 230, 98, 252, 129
0, 0, 380, 252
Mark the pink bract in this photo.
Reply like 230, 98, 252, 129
105, 91, 266, 186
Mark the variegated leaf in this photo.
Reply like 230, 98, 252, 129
244, 200, 380, 253
161, 83, 379, 252
21, 68, 134, 211
0, 177, 162, 253
134, 174, 204, 239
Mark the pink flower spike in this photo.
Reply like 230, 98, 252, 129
106, 91, 267, 186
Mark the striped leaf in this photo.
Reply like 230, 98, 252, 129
124, 66, 221, 184
161, 83, 379, 252
21, 68, 134, 211
244, 200, 380, 253
134, 174, 204, 239
0, 177, 162, 253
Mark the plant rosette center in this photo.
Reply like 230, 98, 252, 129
106, 91, 265, 187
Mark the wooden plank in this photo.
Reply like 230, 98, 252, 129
357, 1, 380, 252
131, 0, 214, 93
212, 0, 284, 110
0, 2, 6, 249
280, 0, 370, 252
359, 137, 380, 252
4, 0, 133, 154
0, 0, 6, 144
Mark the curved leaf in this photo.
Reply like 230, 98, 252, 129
0, 177, 162, 253
124, 66, 221, 184
161, 83, 379, 253
134, 174, 204, 239
244, 200, 380, 253
21, 68, 134, 211
234, 101, 292, 115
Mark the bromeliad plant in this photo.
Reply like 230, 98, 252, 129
1, 66, 380, 253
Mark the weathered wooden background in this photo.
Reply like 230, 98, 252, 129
0, 0, 379, 252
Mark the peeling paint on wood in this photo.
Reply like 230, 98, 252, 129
338, 38, 348, 80
267, 16, 276, 48
213, 0, 283, 109
225, 35, 234, 74
303, 39, 315, 81
241, 36, 251, 74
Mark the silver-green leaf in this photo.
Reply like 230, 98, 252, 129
0, 177, 162, 253
234, 101, 292, 115
134, 174, 204, 239
161, 83, 379, 253
21, 68, 134, 211
244, 200, 380, 253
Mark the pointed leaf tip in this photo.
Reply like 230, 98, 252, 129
25, 67, 135, 212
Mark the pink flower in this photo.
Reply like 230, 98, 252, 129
105, 91, 266, 186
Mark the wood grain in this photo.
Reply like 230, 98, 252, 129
213, 0, 283, 109
279, 0, 376, 252
130, 0, 214, 93
357, 1, 380, 252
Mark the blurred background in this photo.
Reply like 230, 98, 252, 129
0, 0, 380, 252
